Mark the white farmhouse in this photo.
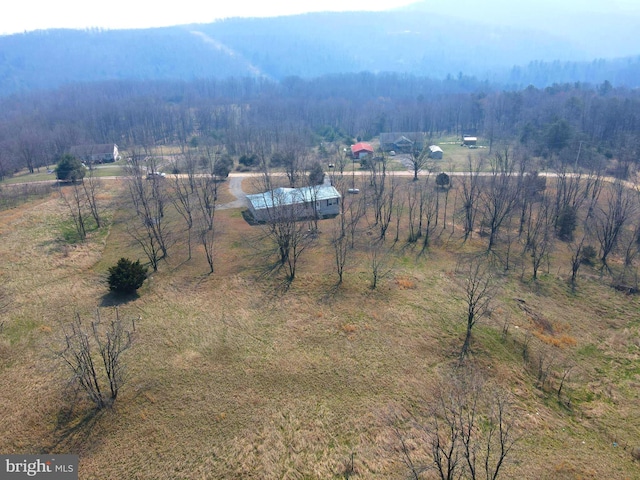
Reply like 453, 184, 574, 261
69, 144, 119, 164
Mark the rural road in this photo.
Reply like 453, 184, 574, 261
5, 170, 638, 211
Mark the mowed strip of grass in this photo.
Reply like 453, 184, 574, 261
0, 179, 639, 478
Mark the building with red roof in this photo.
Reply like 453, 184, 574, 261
350, 142, 374, 159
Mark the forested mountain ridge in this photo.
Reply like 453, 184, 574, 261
1, 6, 640, 96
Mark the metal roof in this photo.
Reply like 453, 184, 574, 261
350, 142, 374, 154
69, 144, 117, 155
246, 185, 341, 210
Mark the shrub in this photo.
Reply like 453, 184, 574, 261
108, 258, 148, 294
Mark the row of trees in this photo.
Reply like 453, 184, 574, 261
56, 137, 640, 298
249, 148, 640, 295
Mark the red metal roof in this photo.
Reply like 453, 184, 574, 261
351, 142, 374, 154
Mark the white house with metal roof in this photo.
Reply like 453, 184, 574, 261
246, 185, 341, 223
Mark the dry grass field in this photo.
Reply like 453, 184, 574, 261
1, 175, 639, 479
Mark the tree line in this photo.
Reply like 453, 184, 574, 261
0, 74, 638, 181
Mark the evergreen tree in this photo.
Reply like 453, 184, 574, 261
56, 154, 86, 182
108, 258, 148, 294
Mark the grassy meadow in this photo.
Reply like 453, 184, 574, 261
0, 174, 639, 479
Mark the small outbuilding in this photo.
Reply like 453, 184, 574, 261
350, 142, 374, 159
428, 145, 443, 159
462, 136, 477, 147
246, 185, 341, 223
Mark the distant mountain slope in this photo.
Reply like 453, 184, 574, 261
400, 0, 640, 59
195, 11, 585, 78
0, 28, 258, 93
0, 6, 639, 96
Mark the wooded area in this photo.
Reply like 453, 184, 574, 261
0, 74, 638, 181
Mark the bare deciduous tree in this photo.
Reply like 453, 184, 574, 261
568, 235, 587, 289
481, 149, 519, 251
59, 309, 136, 410
345, 190, 366, 249
377, 176, 397, 241
170, 173, 195, 260
595, 180, 635, 272
458, 256, 496, 359
255, 182, 315, 281
59, 182, 88, 241
331, 214, 349, 285
461, 155, 483, 241
394, 369, 517, 480
409, 143, 430, 181
193, 173, 218, 274
82, 168, 102, 229
369, 241, 394, 289
125, 150, 171, 271
406, 181, 421, 243
525, 198, 553, 280
367, 155, 388, 226
421, 182, 440, 253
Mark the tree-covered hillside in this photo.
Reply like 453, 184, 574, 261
1, 8, 640, 96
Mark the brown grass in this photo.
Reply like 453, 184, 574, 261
1, 177, 639, 478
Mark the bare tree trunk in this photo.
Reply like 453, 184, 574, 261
525, 198, 553, 280
194, 174, 218, 273
332, 214, 349, 285
82, 169, 102, 228
170, 174, 195, 260
461, 156, 482, 241
59, 182, 87, 241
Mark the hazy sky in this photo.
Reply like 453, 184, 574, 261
1, 0, 416, 35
